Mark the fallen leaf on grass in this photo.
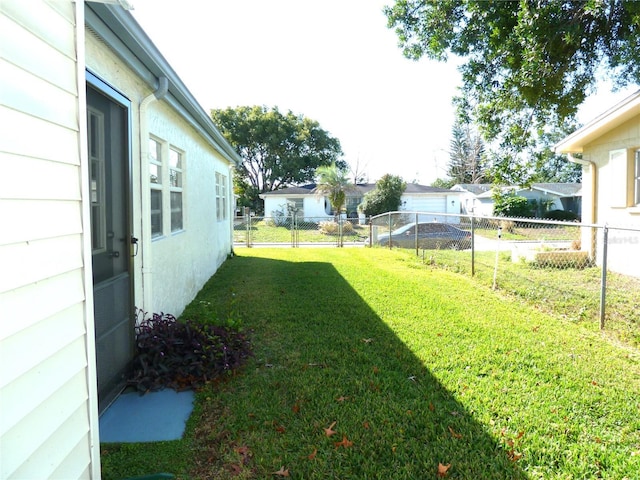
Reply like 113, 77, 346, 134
308, 448, 317, 460
363, 421, 370, 429
336, 395, 350, 402
292, 402, 300, 414
274, 424, 286, 434
273, 466, 289, 477
437, 463, 451, 477
362, 338, 374, 343
448, 426, 462, 439
334, 435, 353, 449
507, 450, 523, 462
324, 421, 337, 437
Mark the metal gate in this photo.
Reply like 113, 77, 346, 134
233, 214, 369, 247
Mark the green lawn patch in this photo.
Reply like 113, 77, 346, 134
101, 248, 640, 479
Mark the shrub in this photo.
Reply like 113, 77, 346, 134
318, 221, 354, 235
543, 209, 580, 221
493, 194, 534, 218
128, 311, 252, 392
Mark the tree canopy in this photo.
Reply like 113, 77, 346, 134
385, 1, 640, 152
211, 106, 345, 212
360, 174, 406, 217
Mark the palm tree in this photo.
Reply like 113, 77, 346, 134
314, 163, 356, 221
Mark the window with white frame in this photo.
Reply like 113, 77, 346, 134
150, 137, 185, 236
216, 172, 227, 221
286, 198, 304, 216
149, 137, 163, 237
635, 150, 640, 206
169, 148, 184, 231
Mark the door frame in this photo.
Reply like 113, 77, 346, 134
86, 70, 135, 412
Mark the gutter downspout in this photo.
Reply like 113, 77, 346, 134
567, 153, 597, 259
139, 77, 168, 318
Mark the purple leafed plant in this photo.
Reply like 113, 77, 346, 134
128, 311, 252, 392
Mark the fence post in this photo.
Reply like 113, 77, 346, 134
599, 225, 609, 329
415, 212, 419, 256
245, 207, 251, 248
290, 211, 299, 248
492, 225, 502, 290
471, 214, 475, 277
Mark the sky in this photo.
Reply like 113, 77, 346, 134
130, 0, 637, 185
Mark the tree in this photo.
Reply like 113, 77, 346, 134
349, 157, 369, 184
447, 120, 488, 184
490, 120, 582, 186
360, 174, 406, 217
431, 177, 455, 189
529, 121, 582, 183
211, 106, 345, 212
314, 163, 356, 221
492, 190, 534, 218
385, 1, 640, 152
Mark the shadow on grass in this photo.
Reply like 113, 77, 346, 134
182, 254, 527, 479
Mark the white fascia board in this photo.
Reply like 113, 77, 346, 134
85, 3, 242, 166
555, 89, 640, 154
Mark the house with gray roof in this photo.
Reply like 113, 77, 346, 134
260, 183, 462, 222
452, 183, 582, 217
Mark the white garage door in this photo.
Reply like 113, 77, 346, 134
405, 196, 447, 221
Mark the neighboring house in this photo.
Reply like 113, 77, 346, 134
451, 184, 494, 216
260, 183, 461, 222
556, 90, 640, 278
0, 2, 241, 478
452, 183, 582, 217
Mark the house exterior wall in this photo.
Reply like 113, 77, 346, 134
85, 27, 235, 317
0, 1, 100, 478
580, 115, 640, 277
264, 194, 327, 220
147, 101, 234, 315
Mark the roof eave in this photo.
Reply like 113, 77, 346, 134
85, 3, 242, 166
555, 89, 640, 155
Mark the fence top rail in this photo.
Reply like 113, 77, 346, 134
370, 211, 640, 232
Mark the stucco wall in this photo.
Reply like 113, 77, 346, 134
147, 101, 233, 316
581, 114, 640, 277
85, 26, 233, 317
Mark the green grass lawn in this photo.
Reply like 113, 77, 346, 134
101, 248, 640, 479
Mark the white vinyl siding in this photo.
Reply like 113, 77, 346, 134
0, 1, 97, 479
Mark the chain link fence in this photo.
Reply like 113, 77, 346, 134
369, 211, 640, 346
233, 215, 369, 247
